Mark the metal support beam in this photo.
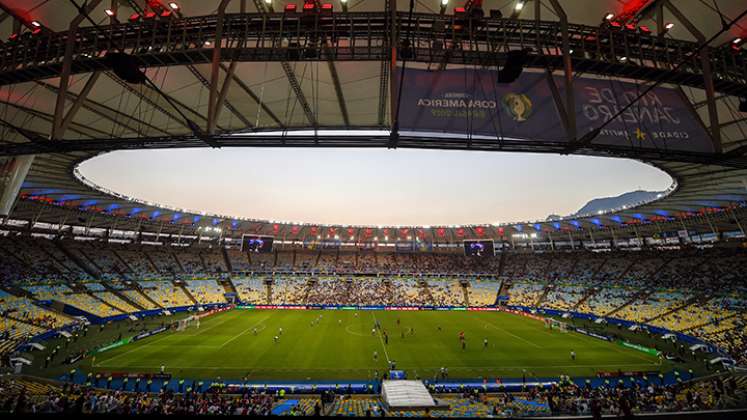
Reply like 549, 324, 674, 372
58, 71, 101, 138
280, 61, 318, 127
208, 0, 232, 134
546, 0, 576, 141
105, 72, 199, 131
218, 63, 284, 128
52, 0, 103, 140
38, 80, 172, 137
254, 0, 317, 128
664, 0, 721, 153
325, 47, 350, 127
389, 0, 398, 131
188, 64, 252, 130
0, 99, 108, 138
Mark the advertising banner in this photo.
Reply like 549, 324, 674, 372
96, 338, 131, 354
618, 340, 661, 356
394, 68, 713, 153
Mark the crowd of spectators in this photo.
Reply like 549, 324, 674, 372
1, 372, 744, 417
2, 234, 747, 368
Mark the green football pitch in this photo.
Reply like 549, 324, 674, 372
88, 309, 668, 381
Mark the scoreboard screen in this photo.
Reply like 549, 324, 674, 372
463, 240, 495, 257
241, 235, 274, 253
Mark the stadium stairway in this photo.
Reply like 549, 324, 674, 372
54, 240, 99, 278
572, 287, 599, 312
265, 281, 272, 304
564, 254, 581, 279
101, 282, 145, 311
112, 250, 135, 273
131, 283, 164, 309
221, 279, 238, 296
88, 291, 128, 313
644, 295, 701, 324
462, 283, 470, 307
683, 312, 741, 334
2, 312, 48, 331
607, 256, 672, 318
171, 251, 187, 273
173, 280, 199, 305
220, 246, 233, 272
497, 252, 507, 276
0, 285, 34, 299
143, 252, 160, 273
534, 284, 552, 307
589, 255, 610, 281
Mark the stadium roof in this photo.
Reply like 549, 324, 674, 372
2, 0, 747, 242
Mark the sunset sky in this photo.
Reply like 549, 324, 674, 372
79, 148, 673, 226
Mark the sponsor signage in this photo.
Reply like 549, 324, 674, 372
395, 68, 714, 153
575, 328, 612, 342
96, 338, 131, 354
618, 340, 661, 356
133, 326, 167, 342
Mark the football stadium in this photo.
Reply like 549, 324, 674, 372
1, 0, 747, 417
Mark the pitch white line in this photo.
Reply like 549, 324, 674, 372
371, 312, 392, 364
92, 362, 660, 370
482, 320, 542, 349
93, 330, 175, 367
219, 315, 271, 348
344, 325, 370, 337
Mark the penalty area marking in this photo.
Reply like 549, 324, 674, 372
481, 320, 542, 349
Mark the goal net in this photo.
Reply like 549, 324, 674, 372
176, 316, 200, 332
544, 318, 568, 333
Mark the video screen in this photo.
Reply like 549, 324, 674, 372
463, 240, 495, 257
241, 235, 274, 253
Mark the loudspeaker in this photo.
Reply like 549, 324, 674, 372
497, 49, 529, 84
105, 52, 147, 84
739, 98, 747, 113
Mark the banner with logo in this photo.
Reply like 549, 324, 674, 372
395, 68, 713, 153
95, 338, 131, 354
617, 340, 661, 356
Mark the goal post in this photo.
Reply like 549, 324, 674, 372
176, 315, 200, 331
544, 318, 568, 333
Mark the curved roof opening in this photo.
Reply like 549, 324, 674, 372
77, 148, 673, 226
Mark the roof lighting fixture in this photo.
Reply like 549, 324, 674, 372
620, 56, 627, 62
168, 2, 180, 9
733, 37, 743, 44
105, 9, 116, 17
204, 40, 212, 46
515, 1, 524, 11
30, 20, 41, 27
664, 22, 674, 30
604, 12, 614, 20
129, 13, 141, 22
